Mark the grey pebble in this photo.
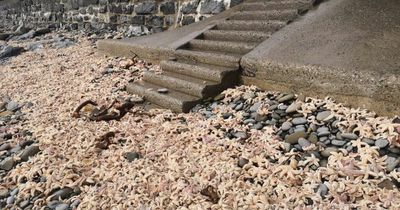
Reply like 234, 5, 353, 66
308, 133, 318, 144
19, 145, 40, 162
47, 200, 61, 209
19, 199, 30, 208
362, 138, 375, 145
10, 188, 18, 196
251, 123, 263, 130
243, 119, 256, 125
278, 104, 288, 110
321, 147, 338, 158
281, 122, 292, 131
238, 157, 249, 168
375, 138, 389, 149
292, 117, 307, 125
55, 203, 69, 210
124, 152, 140, 162
6, 101, 19, 111
317, 131, 331, 137
386, 156, 400, 172
243, 92, 255, 99
70, 199, 81, 208
0, 157, 15, 171
235, 103, 243, 111
249, 102, 261, 112
316, 111, 331, 121
278, 94, 295, 103
298, 138, 311, 148
49, 187, 74, 201
331, 140, 347, 147
286, 102, 300, 113
6, 195, 15, 204
233, 131, 247, 139
318, 183, 329, 197
285, 131, 307, 144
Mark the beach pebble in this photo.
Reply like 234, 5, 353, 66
341, 133, 358, 140
292, 117, 307, 125
321, 147, 338, 158
375, 138, 389, 149
316, 111, 331, 121
238, 157, 249, 168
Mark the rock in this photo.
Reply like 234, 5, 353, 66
308, 133, 318, 144
249, 102, 261, 112
156, 88, 168, 94
362, 138, 375, 145
341, 133, 358, 140
0, 45, 24, 59
52, 39, 75, 48
0, 157, 15, 171
70, 199, 81, 208
135, 2, 157, 14
6, 195, 15, 204
0, 143, 11, 151
278, 94, 295, 103
251, 123, 263, 130
6, 101, 19, 111
238, 157, 249, 167
318, 183, 328, 197
50, 187, 74, 201
319, 159, 328, 167
243, 119, 256, 125
385, 156, 400, 172
47, 200, 61, 209
27, 42, 44, 51
331, 140, 347, 147
298, 138, 311, 148
282, 142, 291, 152
317, 130, 330, 137
321, 147, 338, 158
234, 103, 243, 111
285, 102, 300, 113
10, 188, 18, 196
378, 179, 395, 190
19, 199, 30, 208
0, 188, 8, 199
200, 0, 225, 14
388, 147, 400, 154
281, 122, 292, 131
35, 28, 51, 36
255, 114, 268, 122
285, 131, 307, 144
19, 145, 40, 162
292, 117, 307, 125
375, 138, 389, 149
124, 152, 140, 162
233, 131, 247, 140
316, 111, 331, 121
55, 203, 69, 210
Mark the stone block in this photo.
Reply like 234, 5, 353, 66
160, 1, 175, 15
200, 0, 225, 14
135, 1, 156, 15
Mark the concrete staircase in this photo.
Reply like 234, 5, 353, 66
127, 0, 314, 113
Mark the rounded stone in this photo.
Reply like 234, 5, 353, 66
316, 111, 331, 121
249, 102, 261, 112
19, 145, 40, 162
124, 152, 140, 162
285, 131, 307, 144
243, 92, 255, 100
0, 157, 15, 171
331, 140, 347, 147
278, 94, 295, 103
233, 131, 247, 139
298, 138, 311, 148
251, 123, 263, 130
243, 119, 256, 125
286, 102, 301, 113
385, 156, 400, 172
238, 157, 249, 168
292, 117, 307, 125
375, 138, 389, 149
281, 122, 292, 131
55, 203, 69, 210
318, 183, 329, 197
321, 147, 338, 157
308, 133, 319, 144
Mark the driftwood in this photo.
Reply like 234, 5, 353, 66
72, 99, 135, 121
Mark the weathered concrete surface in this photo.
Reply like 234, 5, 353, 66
97, 6, 240, 63
241, 0, 400, 115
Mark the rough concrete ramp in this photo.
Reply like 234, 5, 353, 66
241, 0, 400, 115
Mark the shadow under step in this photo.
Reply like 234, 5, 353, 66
174, 49, 241, 68
187, 39, 257, 55
240, 1, 313, 11
229, 10, 298, 22
160, 60, 237, 83
126, 80, 201, 113
215, 20, 286, 32
143, 71, 229, 98
202, 30, 270, 43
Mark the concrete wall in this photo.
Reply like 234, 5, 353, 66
0, 0, 241, 35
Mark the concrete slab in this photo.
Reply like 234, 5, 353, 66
241, 0, 400, 115
97, 6, 240, 63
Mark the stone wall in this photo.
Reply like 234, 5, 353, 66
0, 0, 241, 36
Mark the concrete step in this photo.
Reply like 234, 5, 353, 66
202, 30, 270, 43
160, 60, 236, 82
143, 71, 217, 98
215, 20, 286, 32
240, 1, 313, 11
175, 49, 241, 68
229, 10, 298, 21
126, 80, 201, 113
187, 39, 257, 55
